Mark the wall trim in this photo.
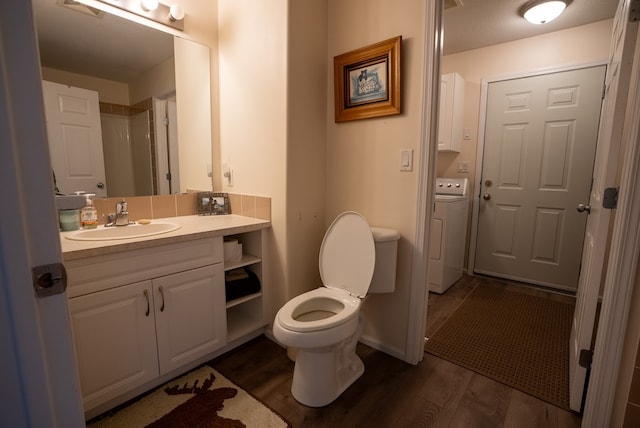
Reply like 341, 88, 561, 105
405, 0, 441, 365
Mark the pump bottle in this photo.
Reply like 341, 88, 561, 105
80, 193, 98, 229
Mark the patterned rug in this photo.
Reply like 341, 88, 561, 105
425, 284, 575, 410
87, 365, 290, 427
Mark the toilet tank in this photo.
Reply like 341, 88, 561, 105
369, 227, 400, 293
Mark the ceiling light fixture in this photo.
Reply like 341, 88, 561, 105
519, 0, 572, 25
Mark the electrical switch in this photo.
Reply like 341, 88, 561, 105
400, 149, 413, 172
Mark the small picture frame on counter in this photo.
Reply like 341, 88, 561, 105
197, 192, 230, 215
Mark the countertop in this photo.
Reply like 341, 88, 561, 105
60, 214, 270, 261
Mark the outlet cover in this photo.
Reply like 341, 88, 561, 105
457, 161, 470, 173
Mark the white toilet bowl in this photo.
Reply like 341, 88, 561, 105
273, 211, 393, 407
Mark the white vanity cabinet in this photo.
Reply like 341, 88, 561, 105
438, 72, 464, 152
68, 280, 158, 412
153, 264, 226, 374
66, 237, 227, 415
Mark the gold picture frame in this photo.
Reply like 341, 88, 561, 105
333, 35, 402, 123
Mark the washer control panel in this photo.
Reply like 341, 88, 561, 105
435, 178, 469, 196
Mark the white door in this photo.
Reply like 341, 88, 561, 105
0, 0, 84, 424
569, 0, 638, 412
475, 66, 606, 290
42, 80, 107, 197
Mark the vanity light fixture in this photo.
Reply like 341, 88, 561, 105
83, 0, 185, 31
519, 0, 572, 25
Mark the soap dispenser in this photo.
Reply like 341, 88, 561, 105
80, 193, 98, 229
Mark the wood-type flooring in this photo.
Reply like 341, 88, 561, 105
211, 275, 582, 427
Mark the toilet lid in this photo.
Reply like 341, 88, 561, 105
319, 212, 375, 298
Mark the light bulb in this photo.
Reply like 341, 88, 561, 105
141, 0, 159, 12
169, 4, 185, 21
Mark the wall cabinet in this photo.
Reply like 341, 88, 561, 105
438, 72, 464, 152
65, 230, 266, 418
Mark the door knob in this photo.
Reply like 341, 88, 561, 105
97, 182, 105, 189
483, 193, 491, 200
577, 203, 591, 213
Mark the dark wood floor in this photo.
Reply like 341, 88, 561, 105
211, 275, 582, 428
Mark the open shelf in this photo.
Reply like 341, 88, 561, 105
227, 299, 265, 342
226, 291, 262, 309
224, 254, 261, 271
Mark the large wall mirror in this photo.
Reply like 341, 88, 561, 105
33, 0, 213, 198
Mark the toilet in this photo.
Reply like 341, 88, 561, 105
272, 211, 399, 407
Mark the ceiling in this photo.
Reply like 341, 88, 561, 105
443, 0, 618, 55
32, 0, 619, 82
33, 0, 173, 83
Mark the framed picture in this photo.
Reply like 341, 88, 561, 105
333, 36, 402, 123
197, 192, 230, 215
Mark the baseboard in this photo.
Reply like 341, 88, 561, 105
359, 334, 406, 362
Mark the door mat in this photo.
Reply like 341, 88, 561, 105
87, 365, 290, 427
425, 284, 574, 410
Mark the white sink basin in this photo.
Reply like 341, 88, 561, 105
65, 222, 181, 241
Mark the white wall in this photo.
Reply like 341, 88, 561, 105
175, 36, 213, 192
218, 0, 288, 323
286, 1, 328, 300
326, 0, 426, 358
41, 67, 130, 105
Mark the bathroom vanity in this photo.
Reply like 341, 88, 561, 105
60, 215, 270, 419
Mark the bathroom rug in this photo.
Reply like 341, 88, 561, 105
87, 365, 290, 427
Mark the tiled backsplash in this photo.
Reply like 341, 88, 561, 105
92, 193, 271, 224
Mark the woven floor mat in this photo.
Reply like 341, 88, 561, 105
425, 284, 575, 410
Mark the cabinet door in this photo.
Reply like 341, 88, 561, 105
154, 264, 226, 374
68, 280, 158, 411
438, 72, 464, 152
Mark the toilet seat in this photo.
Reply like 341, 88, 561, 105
276, 288, 361, 332
276, 212, 376, 333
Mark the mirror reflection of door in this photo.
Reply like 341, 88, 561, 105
474, 65, 606, 291
154, 95, 180, 195
42, 80, 107, 197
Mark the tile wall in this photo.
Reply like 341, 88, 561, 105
92, 192, 271, 223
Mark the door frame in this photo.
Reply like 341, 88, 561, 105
467, 61, 608, 283
583, 26, 640, 425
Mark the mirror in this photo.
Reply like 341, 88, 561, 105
33, 0, 213, 197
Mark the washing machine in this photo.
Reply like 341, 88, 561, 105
429, 177, 469, 294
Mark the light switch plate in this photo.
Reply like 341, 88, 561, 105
400, 149, 413, 171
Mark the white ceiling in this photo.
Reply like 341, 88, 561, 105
33, 0, 173, 83
32, 0, 618, 82
443, 0, 618, 55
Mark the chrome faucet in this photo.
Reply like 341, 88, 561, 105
114, 200, 130, 226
